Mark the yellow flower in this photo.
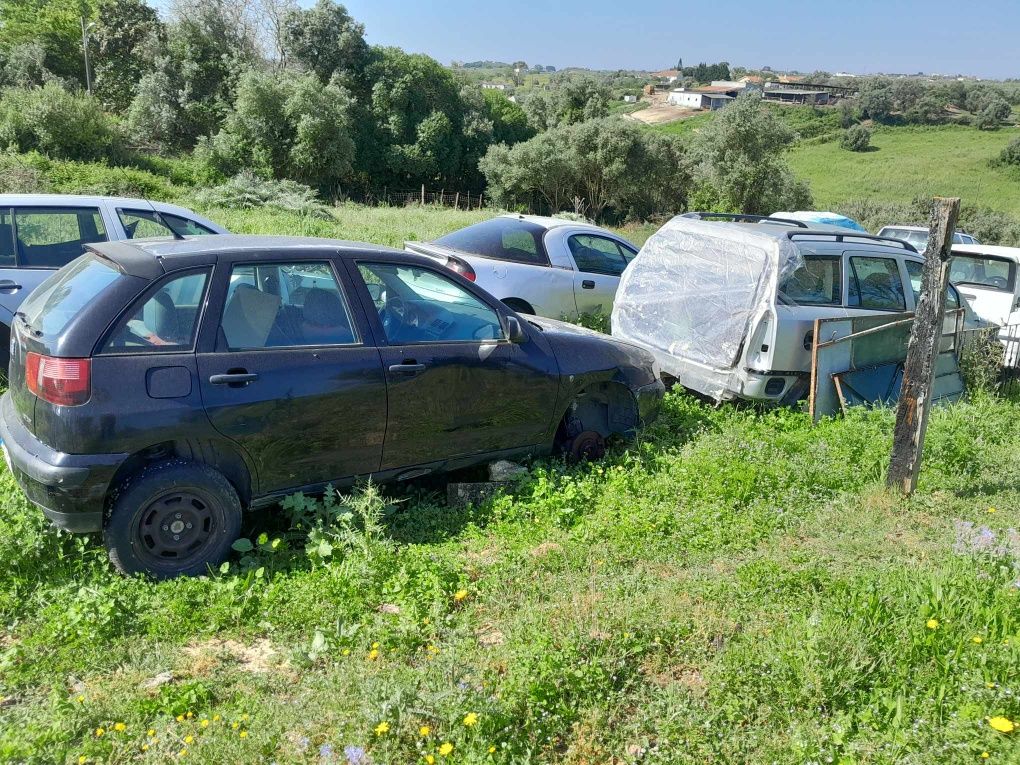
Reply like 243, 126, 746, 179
239, 731, 248, 739
186, 711, 193, 719
973, 636, 984, 644
76, 695, 85, 703
419, 725, 431, 737
374, 721, 390, 736
231, 722, 239, 730
463, 712, 479, 727
142, 744, 149, 752
200, 719, 209, 728
426, 757, 436, 765
990, 716, 1015, 733
926, 618, 940, 630
212, 715, 221, 722
489, 745, 496, 753
439, 742, 454, 756
988, 507, 997, 513
982, 754, 990, 760
95, 727, 105, 738
176, 715, 185, 723
342, 649, 351, 656
184, 735, 194, 744
114, 722, 126, 732
148, 729, 156, 737
987, 683, 998, 689
371, 641, 380, 649
78, 757, 88, 765
367, 648, 380, 661
179, 749, 188, 757
454, 589, 468, 602
241, 714, 249, 722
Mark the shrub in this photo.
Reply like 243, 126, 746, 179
0, 84, 119, 161
959, 328, 1005, 393
839, 124, 871, 152
996, 136, 1020, 168
193, 171, 335, 218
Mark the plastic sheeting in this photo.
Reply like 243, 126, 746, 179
611, 216, 803, 400
770, 211, 867, 232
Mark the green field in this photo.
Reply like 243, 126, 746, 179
789, 126, 1020, 214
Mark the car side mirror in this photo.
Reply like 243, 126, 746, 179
506, 315, 527, 344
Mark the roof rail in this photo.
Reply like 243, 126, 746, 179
680, 212, 809, 228
785, 231, 919, 253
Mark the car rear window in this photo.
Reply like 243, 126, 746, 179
435, 218, 549, 266
20, 254, 122, 339
949, 254, 1016, 292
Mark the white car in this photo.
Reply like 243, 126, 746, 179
404, 214, 638, 320
949, 244, 1020, 328
0, 194, 226, 368
878, 224, 980, 250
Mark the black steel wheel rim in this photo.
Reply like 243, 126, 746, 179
135, 489, 218, 567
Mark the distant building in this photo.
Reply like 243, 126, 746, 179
653, 69, 681, 83
668, 85, 740, 110
762, 88, 830, 105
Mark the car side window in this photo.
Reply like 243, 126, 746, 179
119, 209, 175, 239
220, 262, 358, 350
13, 207, 108, 267
848, 256, 906, 311
357, 262, 505, 344
905, 259, 961, 310
164, 214, 215, 236
779, 256, 841, 305
567, 235, 630, 276
102, 270, 210, 353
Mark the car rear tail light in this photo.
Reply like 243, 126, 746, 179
25, 352, 91, 406
445, 255, 476, 282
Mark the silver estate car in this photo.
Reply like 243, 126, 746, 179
0, 194, 226, 367
405, 214, 638, 320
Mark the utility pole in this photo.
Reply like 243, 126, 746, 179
80, 17, 95, 96
886, 197, 961, 494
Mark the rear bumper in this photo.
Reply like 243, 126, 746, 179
0, 393, 126, 533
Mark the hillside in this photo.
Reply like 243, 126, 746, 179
789, 125, 1020, 215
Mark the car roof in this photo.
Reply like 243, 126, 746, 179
952, 243, 1020, 262
88, 235, 408, 279
2, 193, 191, 213
690, 219, 918, 254
497, 213, 607, 232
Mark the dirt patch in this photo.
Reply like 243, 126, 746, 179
476, 624, 505, 646
644, 662, 708, 695
530, 542, 564, 558
183, 638, 284, 675
623, 92, 701, 126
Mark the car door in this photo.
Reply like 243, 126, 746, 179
3, 205, 110, 319
349, 258, 558, 471
196, 254, 387, 495
566, 234, 634, 316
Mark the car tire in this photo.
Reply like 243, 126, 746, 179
105, 460, 242, 579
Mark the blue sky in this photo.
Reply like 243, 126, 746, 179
154, 0, 1020, 79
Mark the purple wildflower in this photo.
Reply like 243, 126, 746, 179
319, 742, 335, 761
344, 745, 368, 765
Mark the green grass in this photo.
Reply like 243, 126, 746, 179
2, 390, 1020, 763
789, 125, 1020, 215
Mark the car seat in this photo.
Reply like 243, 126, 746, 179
301, 288, 353, 344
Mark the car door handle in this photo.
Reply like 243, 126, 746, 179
209, 372, 259, 385
581, 280, 596, 289
388, 362, 426, 374
0, 280, 22, 293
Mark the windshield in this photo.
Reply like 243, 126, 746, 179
20, 254, 122, 339
948, 254, 1016, 292
435, 218, 550, 266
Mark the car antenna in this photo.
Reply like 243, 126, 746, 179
143, 197, 185, 241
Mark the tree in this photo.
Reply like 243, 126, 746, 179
511, 60, 527, 86
997, 136, 1020, 167
691, 92, 811, 215
479, 117, 691, 221
975, 97, 1012, 130
281, 0, 368, 89
857, 78, 894, 122
482, 90, 533, 145
92, 0, 166, 112
840, 124, 871, 152
0, 0, 95, 86
522, 74, 610, 131
0, 83, 117, 160
0, 42, 57, 88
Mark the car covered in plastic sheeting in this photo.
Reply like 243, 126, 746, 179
611, 215, 967, 403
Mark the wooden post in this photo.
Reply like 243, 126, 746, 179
454, 192, 460, 209
886, 197, 961, 494
421, 184, 425, 205
478, 193, 483, 210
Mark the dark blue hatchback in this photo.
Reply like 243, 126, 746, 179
0, 235, 663, 578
